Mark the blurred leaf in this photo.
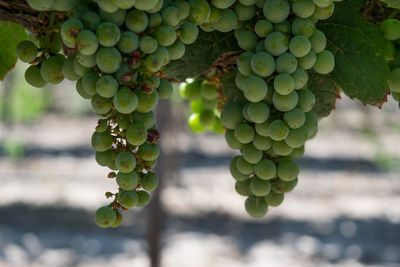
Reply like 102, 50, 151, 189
380, 0, 400, 8
221, 68, 240, 102
318, 0, 392, 106
0, 22, 27, 80
308, 71, 339, 118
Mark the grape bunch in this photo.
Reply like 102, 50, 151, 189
380, 18, 400, 106
16, 0, 338, 224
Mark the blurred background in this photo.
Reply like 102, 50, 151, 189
0, 62, 400, 267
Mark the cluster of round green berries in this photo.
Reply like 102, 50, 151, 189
380, 18, 400, 106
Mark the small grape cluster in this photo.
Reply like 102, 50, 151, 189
380, 18, 400, 106
213, 0, 337, 218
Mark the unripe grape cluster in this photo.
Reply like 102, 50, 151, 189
16, 0, 338, 224
380, 18, 400, 106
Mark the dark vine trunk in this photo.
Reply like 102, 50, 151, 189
0, 0, 40, 32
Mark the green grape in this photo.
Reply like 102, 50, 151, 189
112, 0, 135, 9
91, 131, 112, 152
283, 108, 305, 129
100, 9, 127, 27
221, 102, 244, 129
212, 119, 225, 134
251, 52, 275, 77
188, 0, 211, 25
277, 160, 299, 181
181, 81, 202, 100
272, 140, 293, 156
265, 192, 284, 207
111, 211, 123, 228
25, 66, 47, 88
291, 18, 314, 37
118, 190, 138, 208
309, 29, 326, 54
250, 178, 272, 197
234, 2, 256, 21
92, 94, 113, 114
285, 126, 308, 148
201, 81, 218, 100
113, 87, 138, 114
75, 30, 98, 56
241, 143, 263, 164
73, 57, 90, 76
252, 134, 272, 150
236, 71, 247, 90
96, 47, 122, 74
255, 120, 271, 137
275, 53, 298, 74
303, 111, 318, 138
60, 18, 83, 48
199, 109, 216, 127
236, 156, 254, 175
136, 91, 159, 112
255, 19, 273, 38
95, 206, 116, 228
236, 30, 258, 51
95, 150, 113, 166
158, 79, 173, 99
242, 103, 252, 122
274, 74, 295, 95
27, 0, 54, 11
243, 76, 268, 102
381, 19, 400, 41
274, 20, 291, 34
126, 10, 148, 33
188, 113, 206, 133
138, 142, 160, 161
117, 171, 139, 190
230, 156, 250, 181
239, 0, 258, 5
211, 0, 235, 8
298, 51, 316, 70
291, 67, 308, 89
82, 72, 99, 97
214, 9, 238, 32
46, 34, 62, 54
313, 50, 335, 74
173, 0, 191, 20
268, 119, 289, 141
76, 52, 96, 68
141, 172, 159, 191
234, 123, 255, 144
96, 22, 121, 47
289, 35, 312, 58
136, 191, 151, 207
126, 123, 147, 146
117, 115, 130, 130
139, 36, 158, 54
247, 102, 269, 123
272, 177, 298, 193
16, 40, 38, 63
313, 3, 334, 20
97, 0, 119, 12
263, 0, 290, 23
154, 45, 171, 67
237, 51, 255, 76
162, 6, 180, 27
81, 11, 101, 31
254, 159, 276, 180
96, 75, 118, 98
245, 196, 268, 218
167, 40, 186, 60
144, 53, 163, 73
313, 0, 333, 8
179, 22, 199, 45
255, 40, 266, 52
389, 68, 400, 93
272, 90, 298, 112
115, 151, 136, 173
155, 25, 177, 46
292, 0, 315, 18
117, 31, 139, 54
290, 146, 305, 159
149, 13, 163, 28
297, 89, 316, 112
76, 78, 91, 99
264, 31, 289, 56
134, 111, 155, 129
235, 180, 252, 196
133, 0, 158, 10
225, 129, 243, 149
40, 56, 65, 84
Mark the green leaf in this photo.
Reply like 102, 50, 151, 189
163, 30, 240, 80
317, 0, 392, 106
0, 22, 28, 80
308, 71, 339, 118
380, 0, 400, 8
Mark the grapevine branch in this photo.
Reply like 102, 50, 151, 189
0, 0, 40, 32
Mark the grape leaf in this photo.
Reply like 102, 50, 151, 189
163, 30, 240, 80
308, 71, 339, 118
380, 0, 400, 8
317, 0, 392, 106
0, 22, 27, 80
